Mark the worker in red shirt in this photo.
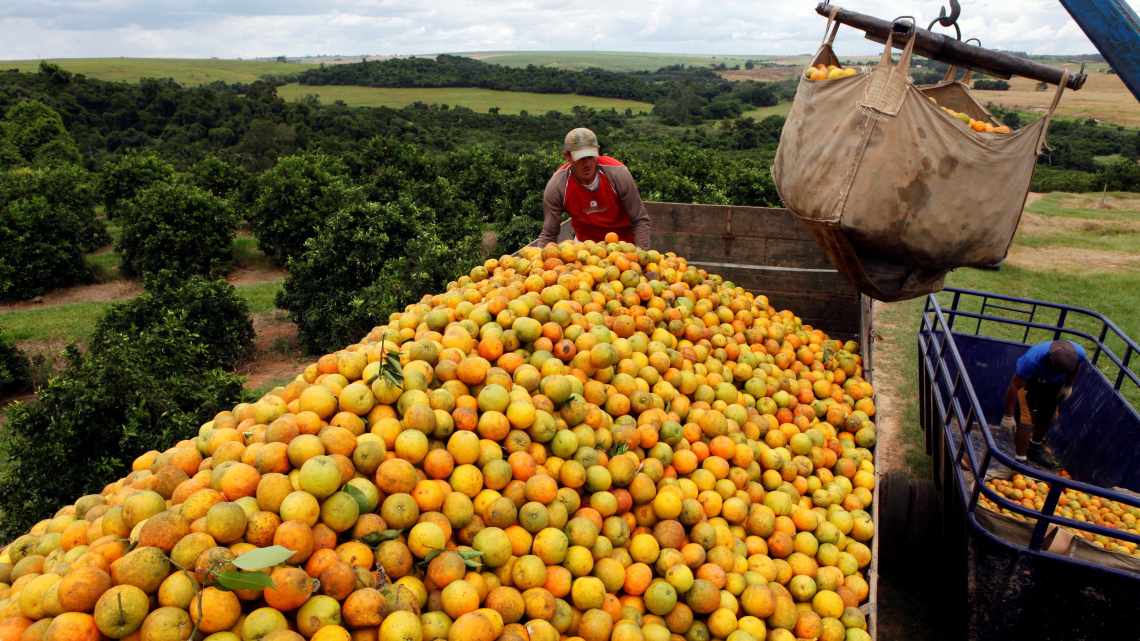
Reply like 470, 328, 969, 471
532, 128, 652, 248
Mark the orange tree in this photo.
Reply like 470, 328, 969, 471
0, 322, 246, 539
0, 165, 108, 300
97, 151, 176, 218
0, 329, 29, 396
277, 197, 479, 354
248, 153, 358, 267
116, 181, 238, 279
91, 271, 256, 370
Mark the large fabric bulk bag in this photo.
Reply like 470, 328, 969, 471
772, 11, 1068, 301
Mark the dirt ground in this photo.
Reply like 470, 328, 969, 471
975, 72, 1140, 127
2, 311, 309, 416
1007, 194, 1140, 273
0, 280, 143, 311
237, 311, 309, 393
1018, 211, 1140, 235
1005, 244, 1140, 273
227, 266, 287, 286
1052, 192, 1140, 210
869, 300, 909, 475
0, 266, 285, 312
0, 266, 300, 415
871, 297, 942, 641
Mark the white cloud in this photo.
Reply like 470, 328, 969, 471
0, 0, 1137, 59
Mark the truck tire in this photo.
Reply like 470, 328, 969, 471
878, 471, 940, 578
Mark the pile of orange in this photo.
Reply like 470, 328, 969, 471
0, 235, 878, 641
982, 475, 1139, 556
925, 96, 1012, 134
804, 64, 858, 81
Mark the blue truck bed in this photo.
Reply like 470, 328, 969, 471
916, 287, 1139, 641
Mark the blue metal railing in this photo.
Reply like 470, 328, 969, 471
918, 287, 1140, 580
936, 288, 1139, 395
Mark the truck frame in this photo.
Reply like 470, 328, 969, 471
917, 288, 1140, 641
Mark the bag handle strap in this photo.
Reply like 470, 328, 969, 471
878, 25, 918, 74
943, 39, 981, 84
1036, 69, 1069, 151
1046, 70, 1069, 117
822, 7, 841, 47
942, 65, 973, 84
897, 29, 918, 73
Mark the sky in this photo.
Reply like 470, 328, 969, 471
0, 0, 1136, 60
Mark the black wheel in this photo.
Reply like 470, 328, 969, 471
877, 471, 946, 640
879, 471, 940, 577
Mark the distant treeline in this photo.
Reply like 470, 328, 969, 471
298, 54, 665, 102
0, 62, 637, 170
296, 55, 797, 124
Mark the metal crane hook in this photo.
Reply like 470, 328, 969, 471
927, 0, 963, 40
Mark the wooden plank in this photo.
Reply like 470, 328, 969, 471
652, 203, 814, 241
706, 264, 860, 336
861, 297, 876, 380
704, 265, 857, 299
557, 202, 819, 247
652, 232, 835, 271
645, 202, 815, 241
650, 231, 757, 263
758, 292, 858, 318
764, 238, 837, 270
764, 294, 859, 320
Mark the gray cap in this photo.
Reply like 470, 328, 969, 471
564, 128, 599, 160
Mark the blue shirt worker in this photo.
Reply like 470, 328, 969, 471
1001, 340, 1087, 469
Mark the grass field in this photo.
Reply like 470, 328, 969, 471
0, 227, 284, 346
975, 70, 1138, 127
0, 58, 317, 85
719, 67, 803, 82
460, 51, 779, 72
0, 281, 282, 345
276, 84, 653, 114
742, 102, 793, 120
875, 191, 1140, 475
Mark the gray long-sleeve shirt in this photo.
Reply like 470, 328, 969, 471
533, 161, 652, 248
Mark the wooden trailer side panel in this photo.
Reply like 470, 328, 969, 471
647, 202, 863, 339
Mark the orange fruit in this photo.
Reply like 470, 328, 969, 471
188, 587, 242, 633
264, 566, 316, 611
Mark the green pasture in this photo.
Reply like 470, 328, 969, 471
0, 58, 317, 85
276, 84, 653, 114
0, 281, 283, 345
458, 51, 777, 72
742, 102, 793, 120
